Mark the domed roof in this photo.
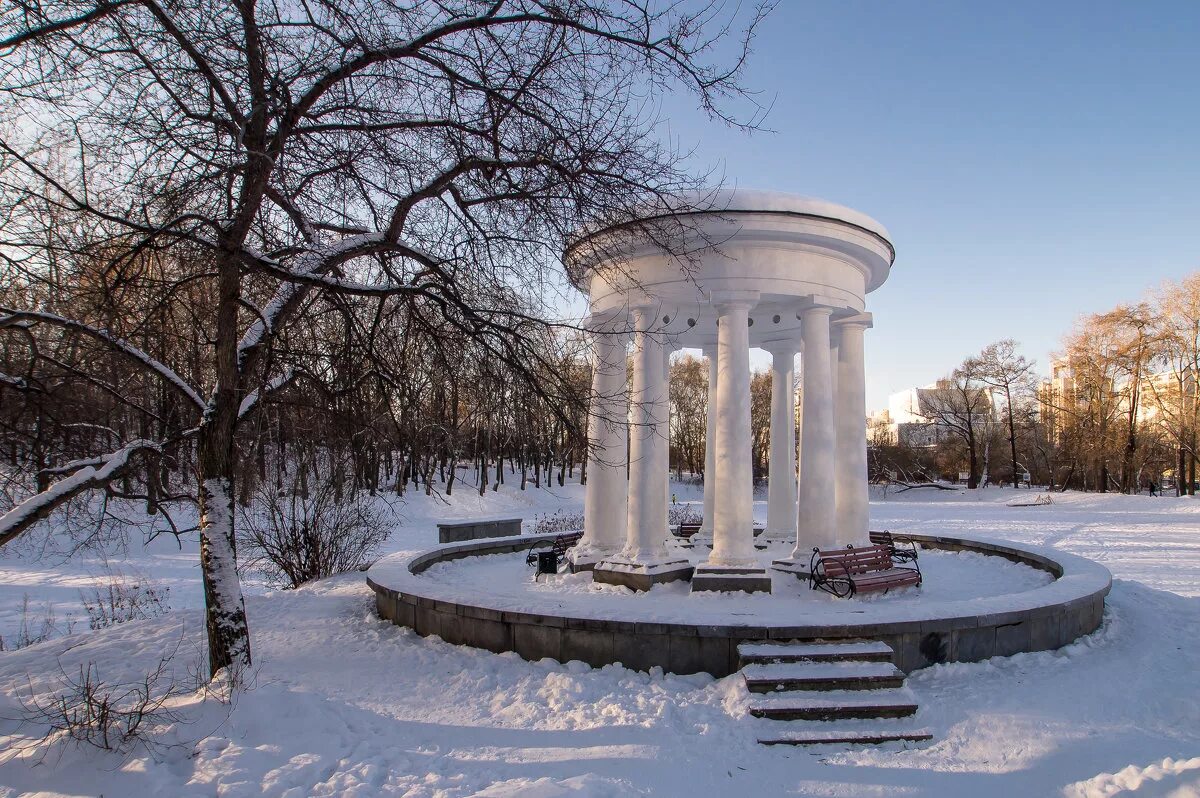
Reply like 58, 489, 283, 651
565, 187, 896, 309
566, 188, 893, 264
678, 188, 892, 243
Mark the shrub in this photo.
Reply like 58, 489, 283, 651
0, 595, 73, 651
238, 473, 390, 588
532, 503, 701, 534
80, 571, 170, 631
16, 655, 188, 755
668, 501, 702, 526
531, 509, 585, 535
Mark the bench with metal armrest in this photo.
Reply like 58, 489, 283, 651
809, 544, 922, 598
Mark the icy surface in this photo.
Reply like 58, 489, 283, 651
1, 479, 1199, 796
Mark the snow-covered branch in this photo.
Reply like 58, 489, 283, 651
0, 371, 28, 389
238, 370, 295, 420
0, 439, 161, 548
241, 232, 441, 293
236, 283, 302, 366
234, 233, 433, 370
0, 308, 206, 411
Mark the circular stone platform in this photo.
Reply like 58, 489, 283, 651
422, 546, 1054, 615
367, 532, 1111, 676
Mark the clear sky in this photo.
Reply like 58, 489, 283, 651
651, 0, 1200, 411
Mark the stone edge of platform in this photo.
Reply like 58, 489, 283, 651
366, 531, 1112, 677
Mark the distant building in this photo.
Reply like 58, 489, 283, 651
1037, 359, 1076, 445
1038, 358, 1181, 445
870, 380, 996, 448
1135, 370, 1184, 427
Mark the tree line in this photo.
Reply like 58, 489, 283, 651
666, 355, 776, 484
870, 273, 1200, 495
0, 0, 768, 679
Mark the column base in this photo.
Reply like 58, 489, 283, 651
759, 528, 795, 543
685, 532, 714, 550
691, 564, 772, 594
592, 557, 694, 591
770, 556, 813, 581
566, 546, 618, 573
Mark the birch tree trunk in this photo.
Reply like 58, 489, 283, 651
197, 264, 251, 677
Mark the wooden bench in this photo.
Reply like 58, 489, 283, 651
675, 522, 766, 540
525, 531, 584, 567
868, 530, 919, 563
809, 544, 922, 598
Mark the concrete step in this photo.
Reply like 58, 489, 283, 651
742, 661, 905, 692
748, 689, 918, 721
737, 640, 894, 665
758, 728, 933, 746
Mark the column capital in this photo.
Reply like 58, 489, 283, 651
626, 298, 656, 313
793, 293, 847, 314
795, 304, 835, 319
624, 292, 668, 315
627, 302, 659, 326
761, 337, 802, 359
832, 311, 874, 330
709, 289, 760, 312
627, 299, 687, 336
583, 307, 628, 330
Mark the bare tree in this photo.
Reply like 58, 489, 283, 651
668, 355, 707, 477
1055, 306, 1157, 493
1150, 275, 1200, 494
0, 0, 770, 678
750, 370, 772, 483
974, 340, 1036, 488
1104, 305, 1155, 493
920, 364, 993, 489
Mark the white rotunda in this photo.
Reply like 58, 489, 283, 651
565, 189, 895, 593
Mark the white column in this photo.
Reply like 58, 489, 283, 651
663, 345, 673, 535
593, 304, 691, 589
794, 306, 837, 558
765, 342, 798, 541
827, 328, 840, 531
572, 321, 630, 569
708, 297, 756, 565
626, 305, 667, 560
696, 346, 718, 544
829, 334, 839, 434
795, 341, 804, 485
695, 293, 770, 593
834, 315, 872, 545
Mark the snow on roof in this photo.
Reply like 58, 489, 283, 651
673, 188, 892, 242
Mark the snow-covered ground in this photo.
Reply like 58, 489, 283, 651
1, 479, 1199, 797
420, 546, 1053, 621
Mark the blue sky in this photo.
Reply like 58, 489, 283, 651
651, 0, 1199, 411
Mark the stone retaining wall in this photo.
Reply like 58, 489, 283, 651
436, 518, 523, 544
368, 532, 1111, 676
